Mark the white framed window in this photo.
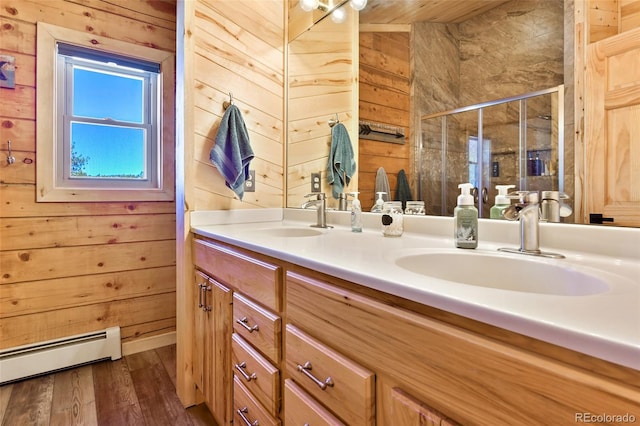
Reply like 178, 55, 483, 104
37, 22, 175, 202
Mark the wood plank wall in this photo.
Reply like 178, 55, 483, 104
358, 32, 410, 210
190, 0, 285, 211
0, 0, 177, 350
287, 6, 358, 208
589, 0, 640, 42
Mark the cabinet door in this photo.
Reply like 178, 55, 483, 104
210, 278, 233, 425
193, 271, 211, 400
391, 387, 458, 426
193, 271, 233, 425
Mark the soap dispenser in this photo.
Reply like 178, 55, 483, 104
350, 192, 362, 232
454, 183, 478, 249
371, 191, 386, 213
490, 184, 515, 219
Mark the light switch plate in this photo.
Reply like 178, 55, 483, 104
244, 170, 256, 192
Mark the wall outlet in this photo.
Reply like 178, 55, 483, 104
244, 170, 256, 192
311, 172, 321, 193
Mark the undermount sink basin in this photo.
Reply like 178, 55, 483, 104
394, 251, 610, 296
249, 226, 325, 238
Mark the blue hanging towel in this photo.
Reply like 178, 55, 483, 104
210, 104, 254, 200
327, 122, 356, 199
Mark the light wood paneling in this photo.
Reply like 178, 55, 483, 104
1, 292, 176, 348
189, 0, 285, 210
621, 0, 640, 31
287, 6, 358, 208
359, 31, 411, 210
0, 0, 176, 350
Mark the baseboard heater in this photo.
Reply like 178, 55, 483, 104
0, 326, 122, 384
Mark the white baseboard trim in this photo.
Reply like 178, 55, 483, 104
121, 331, 176, 356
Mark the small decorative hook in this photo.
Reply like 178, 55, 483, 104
328, 113, 339, 127
6, 140, 15, 165
223, 92, 234, 110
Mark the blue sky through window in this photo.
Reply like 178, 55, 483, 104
71, 67, 146, 178
72, 123, 145, 178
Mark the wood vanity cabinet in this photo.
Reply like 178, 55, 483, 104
192, 236, 640, 425
286, 270, 640, 425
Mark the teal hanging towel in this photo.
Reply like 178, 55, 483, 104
327, 122, 356, 199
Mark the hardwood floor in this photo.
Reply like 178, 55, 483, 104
0, 345, 216, 426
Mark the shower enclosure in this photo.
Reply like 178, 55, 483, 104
418, 85, 564, 218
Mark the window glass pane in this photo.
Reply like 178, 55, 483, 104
73, 66, 144, 123
70, 122, 146, 179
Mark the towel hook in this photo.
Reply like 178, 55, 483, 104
328, 113, 339, 127
6, 140, 15, 165
223, 92, 234, 110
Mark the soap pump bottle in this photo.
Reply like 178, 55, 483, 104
350, 192, 362, 232
454, 183, 478, 249
371, 191, 386, 213
490, 184, 515, 219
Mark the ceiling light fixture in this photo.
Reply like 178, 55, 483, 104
331, 6, 347, 23
299, 0, 367, 21
349, 0, 367, 11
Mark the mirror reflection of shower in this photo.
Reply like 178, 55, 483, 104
419, 85, 565, 220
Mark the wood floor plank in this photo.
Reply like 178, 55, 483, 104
185, 403, 218, 426
0, 383, 14, 424
1, 345, 215, 425
2, 374, 54, 426
126, 351, 196, 426
93, 358, 145, 426
155, 344, 177, 388
49, 366, 98, 426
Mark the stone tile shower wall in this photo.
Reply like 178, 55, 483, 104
414, 0, 566, 217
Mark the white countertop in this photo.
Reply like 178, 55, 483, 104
191, 208, 640, 370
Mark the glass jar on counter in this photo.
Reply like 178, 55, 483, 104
404, 201, 426, 215
381, 201, 404, 237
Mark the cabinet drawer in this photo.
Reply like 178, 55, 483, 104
284, 379, 345, 426
285, 324, 375, 425
233, 376, 280, 426
193, 238, 282, 311
233, 292, 281, 363
232, 333, 280, 417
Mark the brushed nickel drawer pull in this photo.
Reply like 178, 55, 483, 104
237, 406, 259, 426
198, 283, 205, 309
236, 317, 259, 333
203, 284, 212, 312
235, 361, 257, 382
297, 361, 334, 390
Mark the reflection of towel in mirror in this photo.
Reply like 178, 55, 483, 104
327, 123, 356, 199
395, 168, 412, 210
210, 104, 254, 200
375, 167, 391, 201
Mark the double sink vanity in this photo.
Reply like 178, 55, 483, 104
190, 208, 639, 425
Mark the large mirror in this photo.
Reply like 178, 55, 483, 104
286, 0, 636, 227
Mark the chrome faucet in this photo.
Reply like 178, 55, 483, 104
498, 191, 564, 258
302, 193, 331, 228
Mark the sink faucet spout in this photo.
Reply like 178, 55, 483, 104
302, 193, 331, 228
